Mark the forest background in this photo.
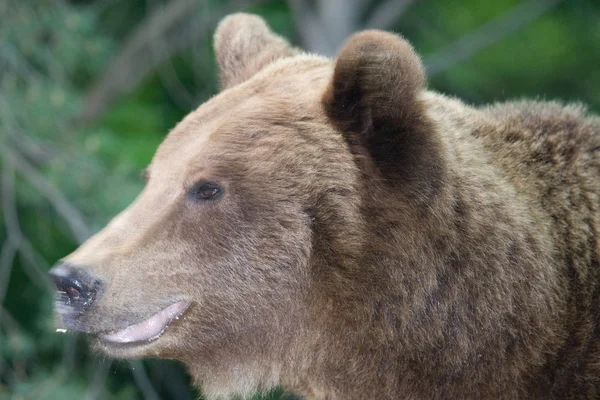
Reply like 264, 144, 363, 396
1, 0, 599, 399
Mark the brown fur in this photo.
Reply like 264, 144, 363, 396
55, 13, 599, 399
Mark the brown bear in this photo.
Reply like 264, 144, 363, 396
50, 13, 599, 400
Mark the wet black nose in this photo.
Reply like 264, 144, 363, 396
49, 263, 100, 309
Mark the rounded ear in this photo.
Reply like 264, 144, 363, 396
323, 31, 444, 197
323, 30, 425, 135
214, 13, 298, 89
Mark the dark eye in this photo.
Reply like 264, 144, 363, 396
188, 182, 223, 202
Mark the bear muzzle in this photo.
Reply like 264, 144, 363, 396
49, 262, 191, 345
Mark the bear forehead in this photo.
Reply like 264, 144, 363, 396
156, 55, 332, 153
151, 56, 333, 167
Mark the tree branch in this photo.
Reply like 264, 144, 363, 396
77, 0, 260, 124
318, 0, 361, 53
363, 0, 415, 30
83, 360, 112, 400
1, 160, 53, 292
2, 149, 90, 243
130, 360, 160, 400
424, 0, 562, 76
287, 0, 332, 54
0, 240, 18, 310
76, 0, 199, 123
145, 0, 199, 108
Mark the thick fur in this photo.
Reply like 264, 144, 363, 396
57, 13, 599, 399
214, 14, 298, 89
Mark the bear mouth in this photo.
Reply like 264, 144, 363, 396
98, 300, 190, 344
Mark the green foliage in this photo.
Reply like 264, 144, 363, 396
1, 0, 599, 399
1, 1, 195, 399
401, 0, 600, 110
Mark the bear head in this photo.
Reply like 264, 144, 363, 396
50, 13, 442, 398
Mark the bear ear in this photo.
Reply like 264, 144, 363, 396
214, 13, 297, 89
323, 31, 442, 192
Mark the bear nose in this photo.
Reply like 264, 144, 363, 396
49, 263, 99, 309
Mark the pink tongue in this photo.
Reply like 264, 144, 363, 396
99, 301, 189, 344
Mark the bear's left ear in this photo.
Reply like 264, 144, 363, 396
214, 13, 297, 89
323, 31, 443, 192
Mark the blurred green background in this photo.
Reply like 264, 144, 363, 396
0, 0, 598, 399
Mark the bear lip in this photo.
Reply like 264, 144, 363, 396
98, 300, 190, 344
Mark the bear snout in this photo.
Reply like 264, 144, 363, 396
49, 262, 102, 314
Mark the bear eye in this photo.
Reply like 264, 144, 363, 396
188, 182, 223, 202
